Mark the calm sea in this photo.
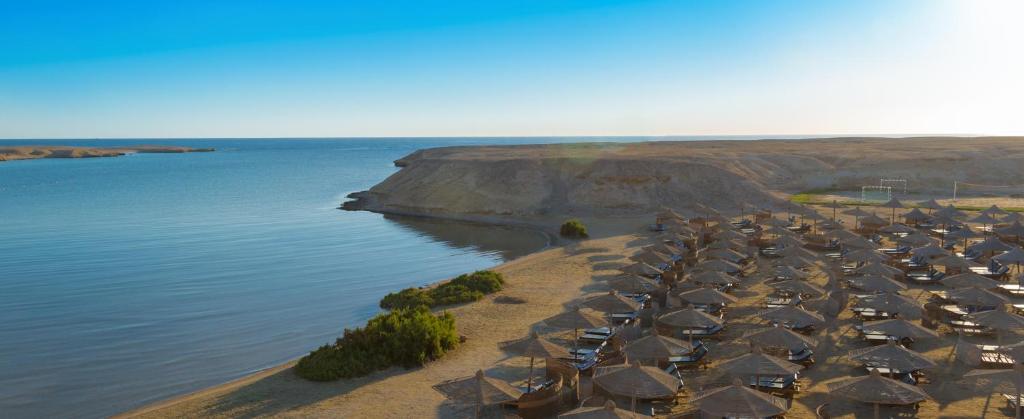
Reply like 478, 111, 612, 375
0, 136, 806, 418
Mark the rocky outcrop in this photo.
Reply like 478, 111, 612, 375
344, 137, 1024, 219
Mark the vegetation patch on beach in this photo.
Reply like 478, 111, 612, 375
559, 219, 589, 238
295, 306, 459, 381
379, 270, 505, 310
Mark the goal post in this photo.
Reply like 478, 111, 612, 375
861, 185, 892, 203
880, 178, 908, 195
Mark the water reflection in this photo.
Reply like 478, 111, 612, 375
382, 214, 551, 261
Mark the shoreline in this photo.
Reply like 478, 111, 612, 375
0, 145, 214, 162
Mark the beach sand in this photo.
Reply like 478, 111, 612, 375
121, 210, 1021, 418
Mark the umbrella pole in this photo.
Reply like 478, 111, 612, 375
526, 357, 535, 394
874, 402, 880, 419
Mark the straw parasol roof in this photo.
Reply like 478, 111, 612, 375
944, 226, 979, 243
847, 275, 907, 293
762, 305, 825, 326
994, 247, 1024, 265
854, 262, 904, 278
582, 291, 641, 314
558, 400, 640, 419
607, 274, 660, 294
970, 237, 1013, 253
776, 245, 818, 260
930, 255, 981, 269
966, 305, 1024, 332
770, 280, 826, 297
1005, 212, 1024, 223
902, 207, 931, 222
941, 272, 1002, 289
707, 239, 744, 250
860, 213, 889, 226
499, 332, 570, 359
619, 262, 662, 277
741, 326, 818, 351
948, 286, 1010, 307
917, 199, 943, 210
694, 259, 741, 273
845, 249, 888, 263
674, 287, 739, 305
542, 307, 608, 330
689, 379, 789, 418
629, 250, 672, 266
970, 212, 1002, 225
855, 293, 922, 318
828, 368, 931, 405
705, 248, 747, 263
773, 265, 809, 279
896, 233, 934, 246
911, 243, 949, 258
689, 270, 738, 286
656, 305, 725, 329
996, 221, 1024, 238
879, 223, 917, 234
827, 228, 861, 241
847, 340, 937, 372
843, 207, 872, 217
983, 205, 1009, 216
434, 369, 523, 408
593, 362, 679, 399
843, 235, 881, 250
881, 198, 904, 209
718, 346, 805, 377
713, 229, 747, 241
779, 254, 817, 269
861, 319, 939, 339
936, 205, 968, 219
931, 213, 961, 227
643, 243, 681, 257
624, 331, 698, 361
774, 235, 804, 248
763, 225, 796, 237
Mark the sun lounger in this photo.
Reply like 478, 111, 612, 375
880, 246, 911, 256
981, 351, 1015, 368
999, 284, 1024, 297
788, 348, 814, 365
907, 269, 944, 284
970, 264, 1010, 279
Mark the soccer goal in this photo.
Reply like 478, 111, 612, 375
880, 178, 908, 195
861, 185, 892, 203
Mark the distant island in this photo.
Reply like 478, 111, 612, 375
0, 145, 214, 162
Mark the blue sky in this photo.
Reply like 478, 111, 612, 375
1, 0, 1021, 138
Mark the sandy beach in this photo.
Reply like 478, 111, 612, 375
122, 208, 1022, 418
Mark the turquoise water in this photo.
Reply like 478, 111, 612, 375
0, 136, 811, 418
0, 139, 560, 418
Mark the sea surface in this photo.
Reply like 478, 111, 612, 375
0, 136, 810, 418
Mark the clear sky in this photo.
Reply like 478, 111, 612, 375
1, 0, 1021, 138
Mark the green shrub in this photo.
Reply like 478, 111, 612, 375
378, 270, 506, 310
560, 219, 589, 238
380, 287, 434, 310
295, 306, 459, 381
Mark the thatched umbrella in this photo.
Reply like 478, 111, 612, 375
970, 237, 1013, 256
779, 254, 817, 269
774, 235, 805, 249
855, 293, 922, 319
822, 200, 846, 221
582, 291, 641, 314
911, 243, 949, 259
624, 330, 698, 363
713, 229, 747, 242
675, 287, 738, 306
694, 259, 742, 274
741, 326, 818, 352
983, 205, 1009, 216
879, 223, 916, 235
764, 225, 796, 239
619, 262, 662, 277
558, 400, 642, 419
843, 207, 872, 229
656, 305, 724, 345
936, 204, 967, 219
860, 212, 889, 229
862, 319, 939, 340
689, 379, 789, 418
542, 306, 608, 353
896, 233, 934, 247
847, 275, 907, 293
930, 255, 981, 272
705, 248, 747, 263
607, 274, 659, 294
643, 243, 681, 257
944, 225, 979, 250
970, 212, 1002, 234
770, 280, 826, 298
917, 199, 943, 214
845, 249, 888, 264
1005, 212, 1024, 224
902, 207, 931, 225
498, 332, 570, 393
718, 346, 804, 391
629, 250, 672, 267
843, 235, 881, 251
880, 198, 904, 224
848, 340, 937, 372
689, 270, 737, 287
762, 305, 825, 328
966, 304, 1024, 346
854, 262, 904, 278
995, 247, 1024, 274
941, 272, 1001, 289
593, 362, 679, 400
434, 369, 524, 418
964, 364, 1024, 419
773, 265, 809, 280
707, 239, 744, 251
776, 244, 818, 260
828, 369, 931, 419
948, 286, 1010, 307
997, 221, 1024, 242
826, 227, 860, 241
